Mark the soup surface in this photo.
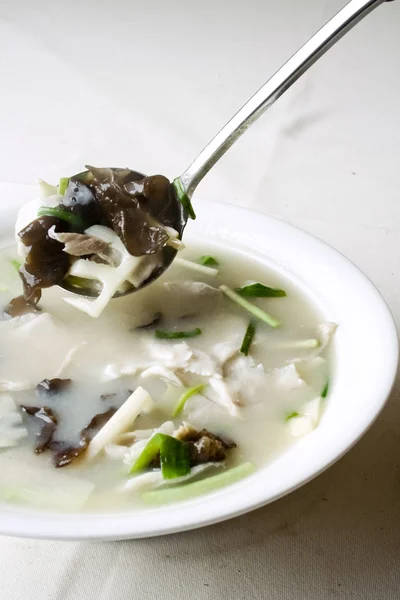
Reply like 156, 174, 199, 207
0, 241, 334, 512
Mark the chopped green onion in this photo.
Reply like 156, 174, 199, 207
220, 285, 280, 328
240, 321, 256, 356
129, 433, 190, 479
155, 328, 202, 340
142, 462, 254, 504
172, 177, 196, 220
37, 206, 88, 229
172, 385, 205, 417
10, 259, 22, 272
58, 177, 69, 196
285, 411, 300, 422
321, 381, 329, 398
130, 434, 162, 473
235, 282, 286, 298
160, 436, 191, 480
200, 255, 219, 266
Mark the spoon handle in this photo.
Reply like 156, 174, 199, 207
178, 0, 389, 198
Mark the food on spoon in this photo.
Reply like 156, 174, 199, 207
9, 167, 188, 318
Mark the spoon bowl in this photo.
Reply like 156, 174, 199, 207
57, 169, 188, 299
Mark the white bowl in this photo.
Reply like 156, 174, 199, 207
0, 198, 397, 540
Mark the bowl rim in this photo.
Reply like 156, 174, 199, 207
0, 197, 398, 540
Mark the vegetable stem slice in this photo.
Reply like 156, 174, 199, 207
37, 206, 88, 229
235, 282, 286, 298
172, 177, 196, 220
130, 433, 190, 479
220, 285, 280, 328
155, 328, 202, 340
58, 178, 69, 196
240, 321, 256, 356
200, 255, 219, 266
280, 338, 320, 349
86, 387, 154, 460
172, 384, 205, 417
142, 462, 254, 504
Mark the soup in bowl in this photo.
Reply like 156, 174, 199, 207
0, 176, 397, 539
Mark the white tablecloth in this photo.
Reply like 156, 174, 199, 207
0, 0, 399, 598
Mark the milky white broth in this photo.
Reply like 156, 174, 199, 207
0, 241, 332, 512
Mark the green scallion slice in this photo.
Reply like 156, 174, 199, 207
321, 381, 329, 398
37, 206, 88, 229
172, 385, 205, 417
285, 411, 300, 422
10, 259, 22, 271
155, 328, 202, 340
240, 321, 256, 356
160, 436, 191, 480
220, 285, 280, 328
235, 282, 286, 298
172, 177, 196, 220
200, 255, 219, 266
58, 177, 69, 196
129, 433, 190, 479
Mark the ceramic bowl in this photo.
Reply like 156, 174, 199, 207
0, 199, 397, 540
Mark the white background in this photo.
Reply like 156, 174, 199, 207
1, 0, 399, 598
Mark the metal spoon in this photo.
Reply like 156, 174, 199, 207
62, 0, 392, 298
